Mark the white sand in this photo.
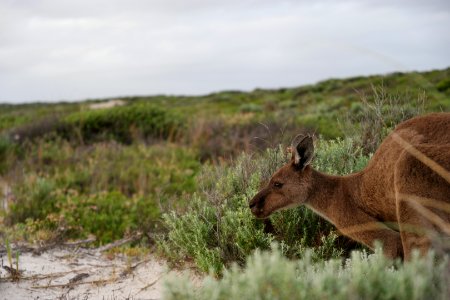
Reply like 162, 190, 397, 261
0, 248, 197, 300
88, 100, 126, 110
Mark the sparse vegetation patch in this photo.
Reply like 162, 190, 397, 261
1, 68, 448, 299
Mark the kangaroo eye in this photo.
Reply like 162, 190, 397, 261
274, 182, 283, 188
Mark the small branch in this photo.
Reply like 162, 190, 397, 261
14, 268, 92, 281
135, 274, 164, 295
0, 237, 95, 256
120, 258, 151, 277
0, 244, 34, 255
96, 233, 143, 253
68, 273, 90, 284
63, 237, 96, 247
31, 278, 112, 289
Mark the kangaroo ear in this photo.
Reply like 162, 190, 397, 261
291, 134, 314, 170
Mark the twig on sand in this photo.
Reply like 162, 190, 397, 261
8, 268, 92, 282
63, 237, 97, 247
0, 237, 96, 256
1, 232, 142, 257
95, 233, 143, 253
0, 244, 34, 255
135, 274, 164, 296
68, 273, 90, 284
31, 278, 113, 289
120, 258, 151, 277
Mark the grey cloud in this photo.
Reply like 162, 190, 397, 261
0, 0, 449, 102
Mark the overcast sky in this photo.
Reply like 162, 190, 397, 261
1, 0, 449, 103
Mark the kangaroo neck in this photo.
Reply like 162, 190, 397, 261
304, 168, 363, 225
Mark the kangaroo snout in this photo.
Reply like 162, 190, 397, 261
249, 191, 267, 217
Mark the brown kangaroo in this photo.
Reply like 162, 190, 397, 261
249, 112, 450, 259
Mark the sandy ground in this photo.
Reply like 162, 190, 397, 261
88, 100, 126, 110
0, 247, 198, 300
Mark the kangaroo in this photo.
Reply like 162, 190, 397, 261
249, 113, 450, 259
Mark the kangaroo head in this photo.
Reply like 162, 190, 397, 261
249, 134, 315, 218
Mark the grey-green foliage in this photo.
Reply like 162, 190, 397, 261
62, 103, 183, 143
159, 148, 282, 273
164, 245, 449, 300
314, 137, 371, 175
0, 135, 14, 174
345, 86, 426, 154
159, 138, 371, 274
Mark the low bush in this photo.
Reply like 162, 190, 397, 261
7, 177, 58, 223
159, 151, 278, 273
3, 103, 184, 147
345, 87, 426, 154
187, 118, 298, 161
5, 190, 158, 245
0, 135, 14, 174
436, 78, 450, 93
298, 113, 344, 139
5, 140, 200, 244
7, 116, 64, 144
239, 103, 263, 113
56, 191, 157, 244
158, 138, 370, 273
164, 245, 449, 300
62, 103, 184, 143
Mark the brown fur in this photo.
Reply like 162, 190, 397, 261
249, 113, 450, 259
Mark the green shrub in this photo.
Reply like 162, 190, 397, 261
62, 104, 184, 143
161, 196, 271, 273
7, 116, 64, 144
299, 113, 343, 139
314, 138, 371, 175
56, 191, 157, 244
187, 117, 298, 161
279, 100, 297, 109
2, 103, 184, 145
239, 103, 263, 113
164, 245, 449, 300
159, 138, 370, 273
0, 114, 31, 132
8, 189, 159, 244
345, 87, 426, 154
8, 177, 58, 223
436, 78, 450, 93
5, 140, 200, 243
0, 135, 14, 174
8, 139, 199, 198
159, 151, 279, 273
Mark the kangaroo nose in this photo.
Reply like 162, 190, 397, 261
249, 195, 264, 215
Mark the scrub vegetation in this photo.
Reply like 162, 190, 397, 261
164, 245, 449, 300
1, 67, 449, 298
